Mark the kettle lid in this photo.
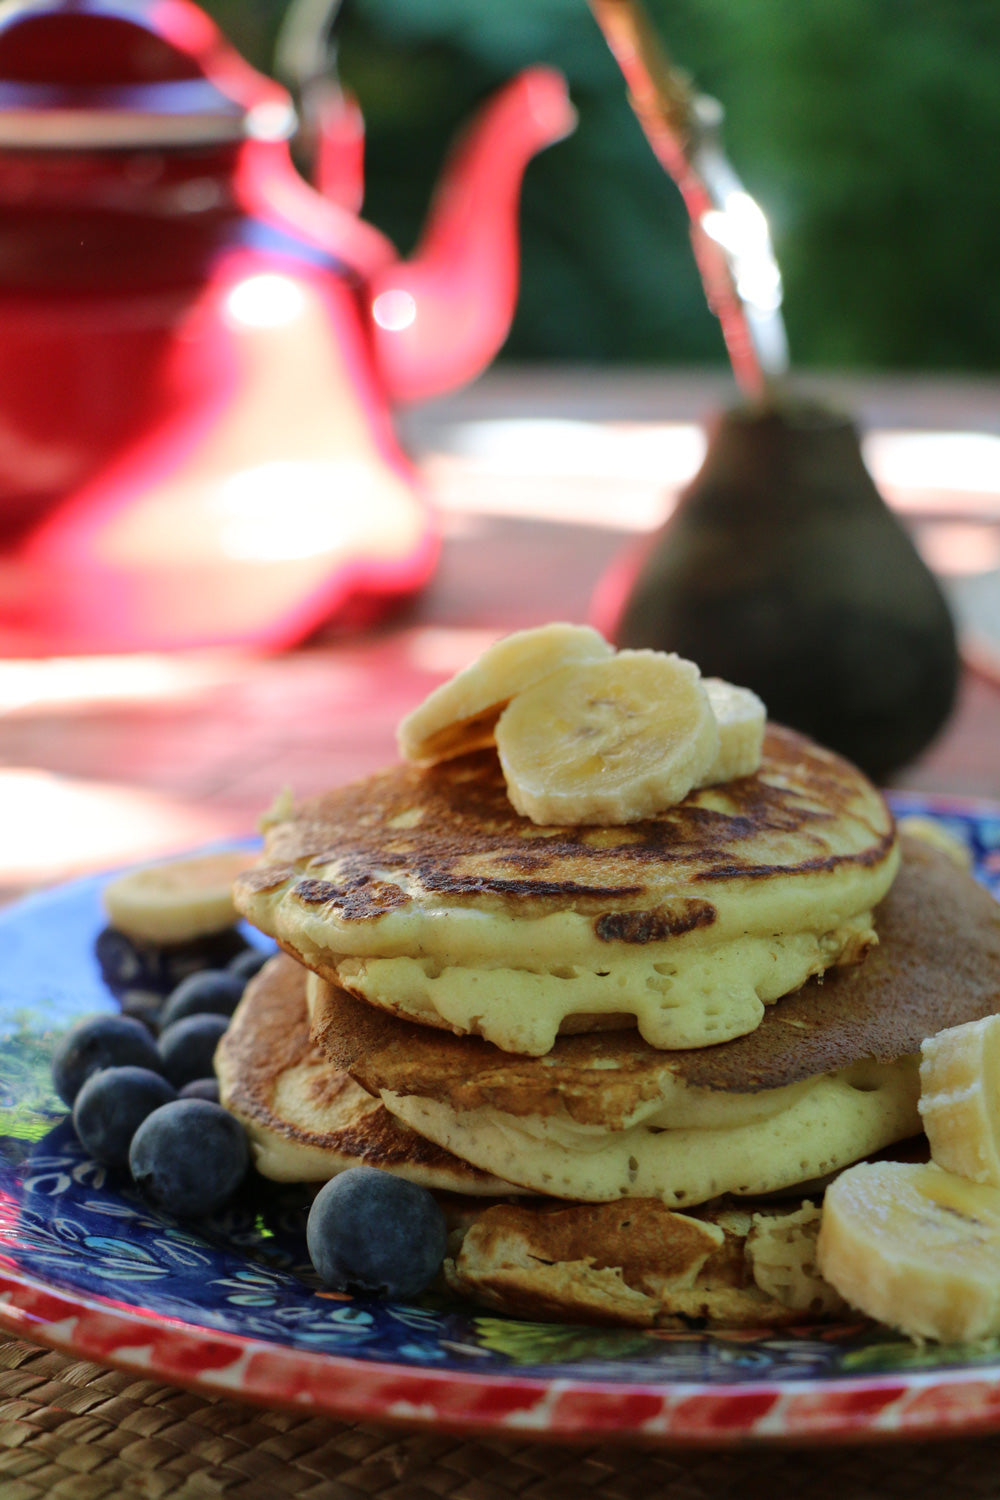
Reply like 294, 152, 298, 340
0, 0, 296, 148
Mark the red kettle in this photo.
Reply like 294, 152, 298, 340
0, 0, 573, 654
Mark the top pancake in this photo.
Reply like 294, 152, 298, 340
234, 725, 898, 1055
311, 837, 1000, 1128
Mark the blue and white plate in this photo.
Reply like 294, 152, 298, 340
3, 795, 1000, 1444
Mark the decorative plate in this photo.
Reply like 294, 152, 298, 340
4, 795, 1000, 1446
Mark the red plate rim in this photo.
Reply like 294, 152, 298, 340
4, 1263, 1000, 1445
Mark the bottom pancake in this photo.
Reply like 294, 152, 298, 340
445, 1195, 849, 1328
444, 1135, 932, 1329
215, 954, 521, 1195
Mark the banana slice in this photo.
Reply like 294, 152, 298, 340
817, 1160, 1000, 1342
397, 623, 613, 764
495, 650, 719, 826
919, 1015, 1000, 1186
699, 678, 766, 785
103, 850, 252, 944
896, 815, 972, 870
259, 783, 295, 834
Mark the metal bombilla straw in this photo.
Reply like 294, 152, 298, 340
589, 0, 959, 780
588, 0, 788, 399
273, 0, 365, 210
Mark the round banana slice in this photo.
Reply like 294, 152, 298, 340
817, 1160, 1000, 1343
397, 623, 613, 764
699, 678, 766, 785
896, 815, 972, 870
919, 1015, 1000, 1186
495, 649, 719, 826
103, 849, 253, 944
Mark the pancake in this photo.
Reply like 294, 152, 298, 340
214, 958, 852, 1326
215, 962, 857, 1328
310, 838, 1000, 1205
234, 725, 897, 1055
445, 1196, 848, 1328
214, 953, 521, 1195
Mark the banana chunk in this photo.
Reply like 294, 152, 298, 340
103, 850, 252, 944
817, 1160, 1000, 1343
919, 1015, 1000, 1186
397, 623, 613, 764
896, 815, 972, 870
495, 650, 719, 826
699, 678, 766, 785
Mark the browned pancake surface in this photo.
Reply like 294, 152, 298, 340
236, 725, 893, 930
216, 954, 506, 1186
445, 1195, 845, 1328
312, 838, 1000, 1124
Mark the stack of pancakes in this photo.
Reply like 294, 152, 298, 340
222, 726, 1000, 1328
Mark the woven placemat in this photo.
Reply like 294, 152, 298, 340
4, 1336, 1000, 1500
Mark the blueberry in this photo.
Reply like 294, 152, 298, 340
158, 1014, 229, 1088
160, 970, 246, 1029
95, 925, 248, 998
94, 927, 153, 995
119, 989, 164, 1035
72, 1066, 177, 1168
51, 1013, 164, 1106
227, 947, 270, 983
306, 1167, 447, 1298
129, 1099, 249, 1216
179, 1078, 220, 1102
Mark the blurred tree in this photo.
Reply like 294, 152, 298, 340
202, 0, 1000, 371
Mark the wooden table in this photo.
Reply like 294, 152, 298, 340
2, 367, 1000, 1496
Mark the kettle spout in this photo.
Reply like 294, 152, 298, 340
369, 66, 575, 406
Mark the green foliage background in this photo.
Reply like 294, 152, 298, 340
205, 0, 1000, 371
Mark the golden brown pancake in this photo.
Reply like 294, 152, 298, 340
215, 954, 521, 1194
307, 839, 1000, 1206
217, 957, 850, 1326
445, 1196, 847, 1328
443, 1136, 932, 1327
234, 726, 897, 1055
215, 961, 852, 1327
311, 838, 1000, 1122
